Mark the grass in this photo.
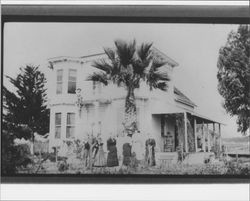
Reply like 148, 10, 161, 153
18, 156, 250, 175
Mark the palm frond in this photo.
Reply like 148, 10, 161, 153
90, 39, 171, 92
110, 61, 121, 77
131, 60, 147, 79
132, 76, 141, 88
146, 70, 170, 91
92, 59, 113, 74
147, 79, 168, 91
114, 75, 125, 87
137, 42, 153, 62
86, 72, 109, 85
151, 58, 167, 71
153, 71, 171, 82
104, 48, 116, 62
114, 39, 136, 66
155, 82, 168, 91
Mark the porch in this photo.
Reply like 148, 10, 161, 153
152, 110, 224, 165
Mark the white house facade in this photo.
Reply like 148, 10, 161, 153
47, 48, 223, 163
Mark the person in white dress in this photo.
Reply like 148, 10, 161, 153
116, 133, 126, 167
132, 130, 145, 161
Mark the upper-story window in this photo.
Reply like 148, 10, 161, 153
66, 113, 75, 138
68, 69, 77, 94
56, 70, 63, 94
55, 113, 62, 139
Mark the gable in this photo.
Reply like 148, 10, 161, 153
151, 47, 179, 68
174, 87, 197, 108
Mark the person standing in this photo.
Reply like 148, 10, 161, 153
93, 137, 106, 167
132, 130, 145, 167
107, 136, 119, 167
82, 139, 90, 168
92, 138, 99, 162
122, 133, 133, 167
116, 133, 126, 167
145, 133, 156, 166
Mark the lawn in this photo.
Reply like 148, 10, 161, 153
17, 154, 250, 176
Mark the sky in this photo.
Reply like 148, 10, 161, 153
3, 22, 242, 138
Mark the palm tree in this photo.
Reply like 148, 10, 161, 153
87, 39, 170, 134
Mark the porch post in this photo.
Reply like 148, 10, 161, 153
213, 123, 216, 148
202, 121, 205, 152
194, 118, 198, 152
184, 112, 188, 153
219, 123, 222, 151
207, 124, 211, 152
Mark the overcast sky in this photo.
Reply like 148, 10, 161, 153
3, 23, 242, 138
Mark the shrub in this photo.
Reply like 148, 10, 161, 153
14, 144, 33, 168
1, 130, 33, 175
225, 161, 250, 175
197, 163, 227, 175
1, 130, 18, 174
47, 152, 67, 162
57, 160, 69, 172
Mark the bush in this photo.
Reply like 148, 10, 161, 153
1, 130, 33, 175
196, 163, 227, 175
57, 160, 69, 172
225, 161, 250, 175
1, 130, 18, 174
14, 144, 33, 168
46, 152, 67, 162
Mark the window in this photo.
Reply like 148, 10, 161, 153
68, 69, 77, 94
55, 113, 61, 139
66, 113, 75, 138
56, 69, 63, 94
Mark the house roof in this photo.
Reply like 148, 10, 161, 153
174, 87, 197, 108
152, 87, 225, 125
48, 47, 179, 68
151, 47, 179, 67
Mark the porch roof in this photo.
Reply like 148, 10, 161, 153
190, 111, 225, 125
151, 109, 225, 125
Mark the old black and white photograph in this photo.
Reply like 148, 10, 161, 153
2, 22, 250, 176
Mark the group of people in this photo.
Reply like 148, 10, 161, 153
79, 130, 157, 169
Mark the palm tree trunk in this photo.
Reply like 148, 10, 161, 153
124, 86, 137, 134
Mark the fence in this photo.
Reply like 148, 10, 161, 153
34, 140, 49, 154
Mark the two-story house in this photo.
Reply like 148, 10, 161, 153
47, 48, 222, 163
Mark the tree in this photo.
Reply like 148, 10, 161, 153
3, 65, 50, 139
217, 25, 250, 135
87, 40, 170, 133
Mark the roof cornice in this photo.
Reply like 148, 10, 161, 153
48, 53, 106, 69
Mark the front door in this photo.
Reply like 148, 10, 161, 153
163, 132, 175, 152
161, 115, 175, 152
